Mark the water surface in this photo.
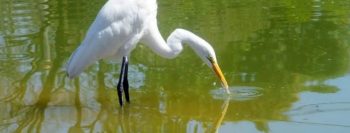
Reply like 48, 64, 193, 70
1, 0, 350, 132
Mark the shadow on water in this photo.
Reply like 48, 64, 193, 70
0, 0, 350, 133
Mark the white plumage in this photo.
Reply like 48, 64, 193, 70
66, 0, 154, 78
66, 0, 230, 93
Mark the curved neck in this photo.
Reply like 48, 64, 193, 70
140, 21, 209, 59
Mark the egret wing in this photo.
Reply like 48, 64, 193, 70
66, 0, 143, 78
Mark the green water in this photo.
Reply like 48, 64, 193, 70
1, 0, 350, 132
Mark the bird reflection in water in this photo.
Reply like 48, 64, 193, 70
212, 97, 231, 133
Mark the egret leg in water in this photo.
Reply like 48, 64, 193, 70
123, 57, 130, 103
117, 56, 129, 106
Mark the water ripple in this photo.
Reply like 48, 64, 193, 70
286, 102, 350, 116
210, 86, 263, 101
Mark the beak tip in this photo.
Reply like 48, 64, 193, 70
223, 85, 230, 94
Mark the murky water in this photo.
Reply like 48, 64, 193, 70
1, 0, 350, 132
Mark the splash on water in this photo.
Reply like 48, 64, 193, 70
210, 86, 263, 101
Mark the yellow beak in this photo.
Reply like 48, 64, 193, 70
212, 62, 230, 94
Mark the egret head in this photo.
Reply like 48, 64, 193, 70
170, 29, 230, 94
195, 41, 230, 94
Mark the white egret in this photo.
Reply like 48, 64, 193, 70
66, 0, 230, 106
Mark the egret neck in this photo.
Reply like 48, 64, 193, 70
141, 21, 230, 94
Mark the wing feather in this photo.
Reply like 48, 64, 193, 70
66, 0, 146, 78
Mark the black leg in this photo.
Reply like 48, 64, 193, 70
117, 57, 127, 106
123, 56, 130, 103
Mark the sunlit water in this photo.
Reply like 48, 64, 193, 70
1, 0, 350, 133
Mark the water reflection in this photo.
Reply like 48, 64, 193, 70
213, 98, 230, 133
287, 102, 350, 117
0, 0, 350, 132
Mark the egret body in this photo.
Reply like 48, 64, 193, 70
66, 0, 230, 106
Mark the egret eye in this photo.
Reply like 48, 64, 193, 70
207, 56, 215, 63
